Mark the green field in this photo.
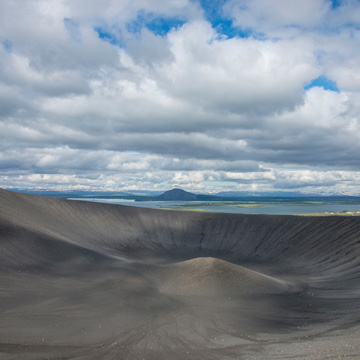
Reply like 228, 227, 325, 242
298, 211, 360, 217
159, 207, 206, 212
175, 202, 264, 208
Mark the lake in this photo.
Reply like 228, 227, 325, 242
68, 197, 360, 215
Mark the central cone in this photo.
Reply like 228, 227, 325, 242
154, 257, 290, 296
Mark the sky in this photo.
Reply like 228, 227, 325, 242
1, 0, 360, 194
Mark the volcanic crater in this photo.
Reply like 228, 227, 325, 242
1, 188, 360, 359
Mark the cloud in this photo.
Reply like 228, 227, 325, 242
0, 0, 360, 194
225, 0, 331, 34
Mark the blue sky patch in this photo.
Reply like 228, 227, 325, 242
212, 18, 252, 39
197, 0, 252, 39
94, 26, 122, 47
304, 75, 340, 92
3, 39, 12, 52
95, 12, 184, 47
198, 0, 227, 21
331, 0, 342, 9
127, 11, 186, 37
144, 16, 186, 36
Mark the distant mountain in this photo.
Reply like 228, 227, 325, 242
156, 189, 220, 201
157, 189, 197, 201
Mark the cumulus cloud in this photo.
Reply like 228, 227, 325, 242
0, 0, 360, 193
224, 0, 331, 34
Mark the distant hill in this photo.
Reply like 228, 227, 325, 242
215, 191, 317, 197
214, 191, 351, 197
156, 188, 220, 201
